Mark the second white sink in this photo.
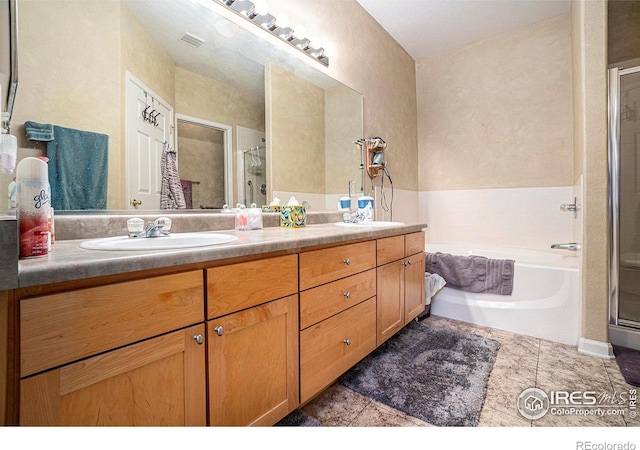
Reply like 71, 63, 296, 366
80, 232, 239, 251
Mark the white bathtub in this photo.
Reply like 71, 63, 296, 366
426, 243, 580, 346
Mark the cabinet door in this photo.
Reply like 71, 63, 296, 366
404, 252, 426, 323
208, 295, 299, 426
376, 260, 404, 346
20, 324, 207, 426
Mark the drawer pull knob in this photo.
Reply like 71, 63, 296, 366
343, 258, 351, 266
214, 326, 224, 336
343, 291, 351, 299
193, 334, 204, 345
343, 338, 351, 346
404, 260, 413, 266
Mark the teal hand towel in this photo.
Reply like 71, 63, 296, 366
25, 121, 54, 142
47, 125, 109, 210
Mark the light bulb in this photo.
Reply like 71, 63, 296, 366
308, 38, 322, 49
254, 0, 269, 16
275, 13, 289, 28
293, 26, 306, 40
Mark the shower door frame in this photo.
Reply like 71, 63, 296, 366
608, 65, 640, 336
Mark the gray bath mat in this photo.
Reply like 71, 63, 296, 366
275, 409, 323, 427
613, 345, 640, 387
339, 320, 500, 426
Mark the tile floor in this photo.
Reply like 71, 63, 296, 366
299, 315, 639, 427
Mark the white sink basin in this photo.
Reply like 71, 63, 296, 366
80, 232, 239, 251
335, 221, 404, 228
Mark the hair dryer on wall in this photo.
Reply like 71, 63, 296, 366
371, 151, 392, 183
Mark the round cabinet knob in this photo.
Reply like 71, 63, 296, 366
404, 260, 413, 266
343, 291, 351, 299
131, 198, 142, 207
193, 334, 204, 345
214, 326, 224, 336
343, 338, 351, 346
343, 258, 351, 266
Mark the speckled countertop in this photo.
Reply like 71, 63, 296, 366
18, 222, 428, 288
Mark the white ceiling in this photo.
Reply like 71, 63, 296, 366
355, 0, 572, 61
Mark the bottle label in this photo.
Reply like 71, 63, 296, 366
18, 181, 51, 258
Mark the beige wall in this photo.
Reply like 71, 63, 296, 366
268, 0, 418, 193
572, 0, 609, 344
325, 84, 363, 196
416, 14, 574, 191
267, 64, 326, 194
608, 0, 640, 65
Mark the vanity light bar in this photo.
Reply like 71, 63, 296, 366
213, 0, 329, 66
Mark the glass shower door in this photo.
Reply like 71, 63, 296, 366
243, 145, 266, 207
614, 66, 640, 327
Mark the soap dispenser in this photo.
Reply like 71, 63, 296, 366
235, 203, 248, 231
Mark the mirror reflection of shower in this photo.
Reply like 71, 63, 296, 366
243, 141, 267, 207
176, 117, 232, 209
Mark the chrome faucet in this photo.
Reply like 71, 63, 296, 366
550, 243, 581, 251
129, 217, 172, 238
560, 197, 580, 219
343, 210, 366, 223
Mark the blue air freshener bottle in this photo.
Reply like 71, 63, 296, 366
16, 157, 51, 258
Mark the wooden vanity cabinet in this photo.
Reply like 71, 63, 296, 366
376, 232, 426, 346
19, 271, 207, 426
13, 229, 426, 427
206, 255, 299, 426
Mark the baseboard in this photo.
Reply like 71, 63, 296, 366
609, 324, 640, 351
578, 337, 615, 359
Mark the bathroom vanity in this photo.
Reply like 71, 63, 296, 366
3, 220, 426, 426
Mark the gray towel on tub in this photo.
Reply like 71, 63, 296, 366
425, 252, 515, 295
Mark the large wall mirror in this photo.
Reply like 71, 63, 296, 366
0, 0, 363, 213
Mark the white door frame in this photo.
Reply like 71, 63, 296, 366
175, 114, 233, 207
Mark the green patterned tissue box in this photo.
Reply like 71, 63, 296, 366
280, 205, 306, 228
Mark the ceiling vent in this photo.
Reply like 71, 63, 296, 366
179, 32, 207, 48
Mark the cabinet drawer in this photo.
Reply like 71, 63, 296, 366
377, 235, 404, 265
405, 231, 425, 257
300, 297, 376, 403
300, 269, 375, 329
207, 255, 298, 319
299, 241, 376, 290
21, 271, 204, 377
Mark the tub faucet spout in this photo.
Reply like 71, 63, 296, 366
550, 243, 580, 251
